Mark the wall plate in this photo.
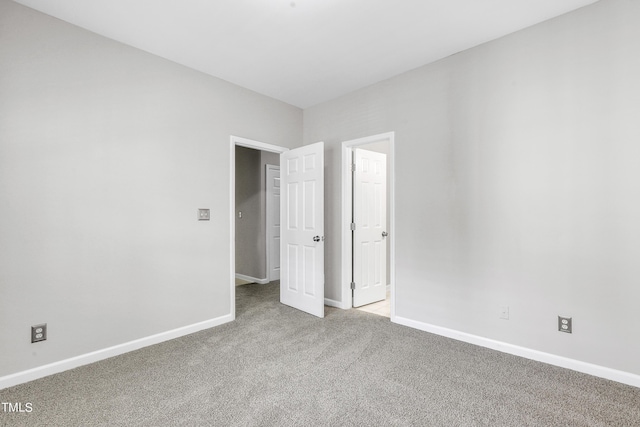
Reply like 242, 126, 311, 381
198, 208, 210, 221
558, 316, 572, 333
31, 324, 47, 343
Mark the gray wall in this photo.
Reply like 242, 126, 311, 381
235, 147, 263, 279
0, 0, 301, 377
304, 0, 640, 375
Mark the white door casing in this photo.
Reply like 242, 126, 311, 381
266, 165, 281, 281
280, 142, 325, 318
352, 148, 387, 307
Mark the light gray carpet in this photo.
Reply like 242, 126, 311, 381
1, 281, 639, 426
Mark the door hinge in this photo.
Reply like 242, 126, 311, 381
351, 163, 356, 172
350, 223, 356, 231
350, 282, 355, 290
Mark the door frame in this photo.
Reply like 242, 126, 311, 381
230, 135, 288, 320
341, 132, 396, 319
265, 164, 280, 282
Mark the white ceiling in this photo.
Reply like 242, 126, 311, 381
13, 0, 599, 108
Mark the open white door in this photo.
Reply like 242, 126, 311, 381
353, 148, 387, 307
280, 142, 324, 317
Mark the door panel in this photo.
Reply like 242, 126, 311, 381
280, 142, 324, 317
353, 148, 387, 307
266, 165, 280, 281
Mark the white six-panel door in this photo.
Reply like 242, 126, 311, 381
353, 148, 387, 307
280, 142, 324, 318
266, 165, 281, 281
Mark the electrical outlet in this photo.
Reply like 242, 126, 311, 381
31, 324, 47, 343
198, 208, 210, 221
558, 316, 572, 333
499, 306, 509, 320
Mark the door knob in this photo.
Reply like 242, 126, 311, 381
382, 231, 388, 238
313, 236, 321, 242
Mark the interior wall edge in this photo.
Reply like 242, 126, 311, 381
235, 274, 270, 285
324, 298, 349, 310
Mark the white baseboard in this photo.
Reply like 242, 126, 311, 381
393, 316, 640, 389
235, 273, 269, 285
324, 297, 349, 309
0, 314, 233, 390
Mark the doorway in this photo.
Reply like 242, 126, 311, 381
230, 136, 288, 320
234, 145, 280, 285
230, 136, 325, 319
342, 132, 395, 319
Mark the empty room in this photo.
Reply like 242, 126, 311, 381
1, 0, 639, 425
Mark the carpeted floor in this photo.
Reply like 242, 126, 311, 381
1, 281, 639, 426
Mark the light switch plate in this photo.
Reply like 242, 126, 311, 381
198, 209, 210, 221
